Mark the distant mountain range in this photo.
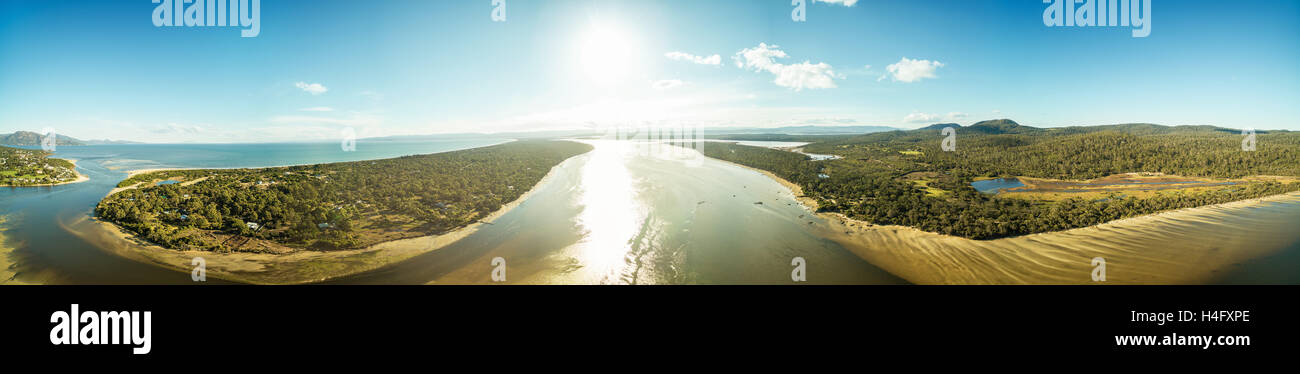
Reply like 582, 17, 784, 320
0, 131, 144, 146
0, 131, 84, 146
911, 119, 1282, 135
6, 121, 1281, 146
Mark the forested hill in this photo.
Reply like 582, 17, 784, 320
694, 120, 1300, 239
0, 131, 85, 146
809, 120, 1298, 180
0, 131, 139, 145
96, 140, 593, 253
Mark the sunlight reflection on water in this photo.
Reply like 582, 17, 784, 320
571, 140, 647, 283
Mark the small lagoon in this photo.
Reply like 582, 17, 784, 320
971, 178, 1025, 194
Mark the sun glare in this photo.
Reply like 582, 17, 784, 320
576, 22, 639, 86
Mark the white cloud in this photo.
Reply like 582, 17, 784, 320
904, 111, 968, 124
903, 112, 942, 123
771, 62, 838, 91
150, 122, 208, 135
733, 43, 839, 91
140, 122, 247, 143
815, 0, 859, 6
883, 57, 944, 83
664, 51, 721, 65
294, 82, 328, 95
300, 107, 335, 112
652, 79, 685, 90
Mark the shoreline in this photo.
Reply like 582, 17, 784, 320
713, 159, 821, 212
1, 158, 90, 187
82, 151, 576, 285
735, 158, 1300, 242
732, 159, 1300, 284
101, 139, 517, 196
817, 191, 1300, 285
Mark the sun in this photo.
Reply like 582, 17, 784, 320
576, 22, 639, 86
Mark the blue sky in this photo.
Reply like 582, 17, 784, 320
1, 0, 1297, 143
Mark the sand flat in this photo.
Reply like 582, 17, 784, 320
737, 164, 1300, 284
0, 217, 39, 285
816, 191, 1300, 284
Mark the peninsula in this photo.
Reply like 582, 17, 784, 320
92, 140, 593, 283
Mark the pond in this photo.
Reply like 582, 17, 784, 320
970, 178, 1025, 194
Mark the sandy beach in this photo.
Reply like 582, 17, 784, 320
77, 162, 568, 284
738, 163, 1300, 285
123, 167, 184, 179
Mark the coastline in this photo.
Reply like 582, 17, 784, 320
1, 158, 89, 187
732, 159, 1300, 284
713, 158, 821, 212
80, 156, 571, 285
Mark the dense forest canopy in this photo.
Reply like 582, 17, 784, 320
0, 145, 79, 186
705, 120, 1300, 239
97, 140, 593, 252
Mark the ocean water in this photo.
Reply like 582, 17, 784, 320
17, 138, 512, 171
